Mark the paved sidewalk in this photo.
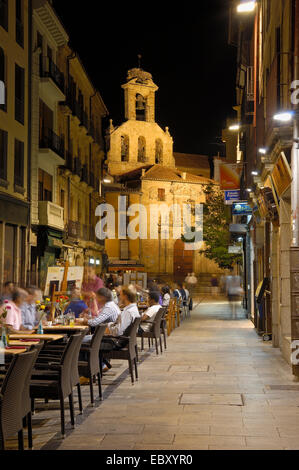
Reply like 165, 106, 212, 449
34, 299, 298, 451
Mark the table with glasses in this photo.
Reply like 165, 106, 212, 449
42, 325, 90, 336
9, 334, 65, 342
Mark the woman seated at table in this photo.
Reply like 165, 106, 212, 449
139, 291, 161, 334
161, 286, 171, 307
0, 288, 35, 335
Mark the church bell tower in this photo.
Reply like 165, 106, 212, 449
122, 61, 158, 123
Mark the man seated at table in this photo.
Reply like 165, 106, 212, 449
79, 288, 120, 340
1, 288, 35, 334
139, 291, 161, 334
21, 286, 43, 331
106, 287, 140, 337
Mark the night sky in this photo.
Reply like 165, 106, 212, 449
52, 0, 237, 156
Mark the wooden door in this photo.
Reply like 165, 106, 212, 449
173, 239, 193, 281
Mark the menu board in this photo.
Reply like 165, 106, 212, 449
44, 267, 65, 296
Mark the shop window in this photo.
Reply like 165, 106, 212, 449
4, 225, 16, 283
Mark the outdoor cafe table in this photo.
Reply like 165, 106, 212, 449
0, 347, 27, 355
42, 325, 89, 335
9, 334, 65, 342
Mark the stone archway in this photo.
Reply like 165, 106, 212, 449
173, 239, 194, 281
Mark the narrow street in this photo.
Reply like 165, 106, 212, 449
38, 300, 299, 451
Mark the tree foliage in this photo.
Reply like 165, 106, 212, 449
199, 184, 242, 270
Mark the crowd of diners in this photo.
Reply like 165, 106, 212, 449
0, 268, 192, 378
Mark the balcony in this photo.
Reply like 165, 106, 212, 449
39, 201, 64, 231
40, 128, 65, 161
39, 57, 65, 102
67, 220, 81, 239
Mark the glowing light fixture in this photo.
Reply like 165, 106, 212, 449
251, 171, 259, 176
273, 111, 294, 122
229, 124, 241, 131
237, 1, 256, 13
258, 148, 267, 155
246, 188, 252, 193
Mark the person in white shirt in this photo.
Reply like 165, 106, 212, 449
139, 291, 161, 334
161, 286, 171, 307
107, 287, 140, 337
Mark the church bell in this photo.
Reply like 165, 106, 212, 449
136, 95, 145, 110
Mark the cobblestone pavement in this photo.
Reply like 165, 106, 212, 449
7, 298, 299, 450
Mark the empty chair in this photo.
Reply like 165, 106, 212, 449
0, 350, 38, 451
78, 324, 106, 406
100, 318, 141, 384
30, 333, 83, 438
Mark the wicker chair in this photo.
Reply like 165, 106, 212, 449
100, 317, 141, 385
78, 324, 107, 406
160, 308, 168, 350
30, 333, 83, 438
0, 350, 39, 451
138, 308, 166, 355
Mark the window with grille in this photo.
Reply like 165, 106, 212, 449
15, 63, 25, 124
0, 128, 7, 181
0, 47, 6, 111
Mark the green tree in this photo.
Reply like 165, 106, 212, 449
199, 184, 242, 270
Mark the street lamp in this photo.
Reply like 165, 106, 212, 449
273, 111, 294, 122
229, 123, 241, 131
237, 1, 256, 13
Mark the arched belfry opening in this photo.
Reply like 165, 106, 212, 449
136, 94, 146, 121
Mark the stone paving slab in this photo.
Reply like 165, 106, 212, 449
6, 299, 299, 450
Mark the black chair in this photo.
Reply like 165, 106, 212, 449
160, 308, 168, 350
0, 350, 38, 451
78, 324, 107, 406
138, 308, 166, 355
100, 318, 141, 385
30, 333, 83, 438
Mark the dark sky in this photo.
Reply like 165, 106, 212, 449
52, 0, 237, 156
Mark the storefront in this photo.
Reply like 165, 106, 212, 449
37, 227, 64, 291
0, 194, 29, 289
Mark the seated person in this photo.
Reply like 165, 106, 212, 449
65, 287, 88, 318
21, 286, 42, 330
107, 287, 140, 337
162, 286, 171, 307
0, 281, 15, 305
79, 288, 121, 343
1, 288, 34, 334
139, 291, 161, 334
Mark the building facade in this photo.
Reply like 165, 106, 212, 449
228, 0, 297, 369
0, 0, 30, 288
104, 67, 224, 282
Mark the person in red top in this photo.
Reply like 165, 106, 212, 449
82, 267, 104, 312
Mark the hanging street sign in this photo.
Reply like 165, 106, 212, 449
224, 190, 241, 205
232, 202, 253, 216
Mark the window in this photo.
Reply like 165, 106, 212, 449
47, 46, 53, 60
15, 63, 25, 124
38, 169, 53, 202
60, 189, 65, 209
121, 135, 129, 162
0, 0, 8, 31
18, 227, 26, 286
0, 47, 6, 111
15, 0, 24, 47
158, 188, 165, 202
155, 139, 163, 164
14, 139, 24, 189
0, 129, 8, 181
138, 136, 146, 163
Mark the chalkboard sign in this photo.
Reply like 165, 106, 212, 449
256, 277, 270, 304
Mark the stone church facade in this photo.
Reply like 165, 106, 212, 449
104, 67, 224, 281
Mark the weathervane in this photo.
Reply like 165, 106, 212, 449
137, 54, 142, 69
